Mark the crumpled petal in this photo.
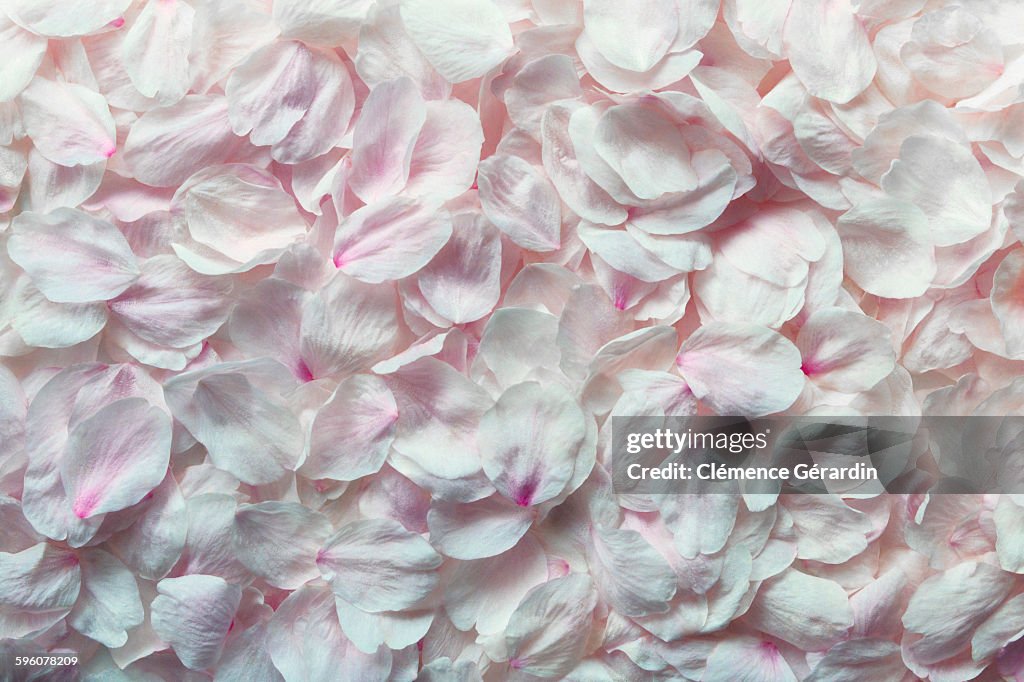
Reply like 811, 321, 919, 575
67, 548, 144, 648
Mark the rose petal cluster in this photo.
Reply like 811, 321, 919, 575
2, 0, 1024, 680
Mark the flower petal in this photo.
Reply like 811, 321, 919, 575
67, 548, 144, 648
232, 502, 332, 590
151, 574, 242, 670
477, 154, 562, 252
19, 79, 117, 166
399, 0, 514, 83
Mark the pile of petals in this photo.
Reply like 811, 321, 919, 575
3, 0, 1024, 679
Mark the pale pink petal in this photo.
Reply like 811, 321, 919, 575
578, 223, 680, 282
582, 0, 678, 73
123, 95, 251, 187
228, 279, 308, 379
67, 548, 144, 647
477, 308, 561, 388
836, 197, 936, 298
418, 213, 502, 324
19, 79, 116, 166
403, 100, 484, 201
355, 3, 449, 98
176, 494, 249, 583
25, 150, 105, 213
783, 0, 876, 103
427, 494, 534, 559
0, 543, 81, 639
880, 134, 992, 248
333, 196, 452, 283
593, 101, 697, 200
902, 562, 1013, 665
122, 0, 195, 105
477, 154, 562, 251
478, 381, 587, 507
542, 103, 628, 226
317, 518, 442, 613
590, 526, 676, 617
302, 374, 398, 481
746, 569, 853, 651
301, 273, 400, 379
232, 502, 332, 590
334, 600, 433, 654
9, 278, 109, 348
676, 322, 804, 416
782, 496, 871, 564
104, 472, 187, 580
151, 574, 242, 670
806, 639, 906, 682
506, 55, 583, 136
444, 534, 548, 635
348, 77, 426, 202
184, 373, 302, 485
505, 574, 598, 678
61, 397, 171, 518
172, 164, 308, 273
576, 33, 702, 93
268, 585, 392, 682
399, 0, 514, 83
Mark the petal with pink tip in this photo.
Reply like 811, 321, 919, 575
796, 308, 896, 393
333, 196, 452, 283
151, 574, 242, 671
478, 382, 586, 507
427, 494, 534, 560
399, 0, 514, 83
61, 397, 171, 519
19, 79, 116, 166
317, 518, 442, 613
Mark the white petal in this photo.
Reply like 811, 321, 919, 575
0, 543, 81, 639
317, 518, 442, 613
232, 502, 332, 590
354, 2, 449, 99
745, 569, 853, 651
783, 0, 876, 103
0, 15, 46, 102
427, 494, 533, 560
19, 79, 116, 166
151, 574, 242, 671
991, 249, 1024, 357
105, 473, 186, 580
837, 198, 936, 298
404, 100, 483, 201
505, 574, 598, 678
582, 0, 678, 73
419, 213, 502, 324
8, 208, 139, 304
881, 135, 992, 247
704, 636, 798, 682
273, 0, 374, 46
68, 548, 144, 648
122, 0, 195, 104
2, 0, 130, 37
590, 526, 676, 617
399, 0, 514, 82
477, 154, 562, 252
